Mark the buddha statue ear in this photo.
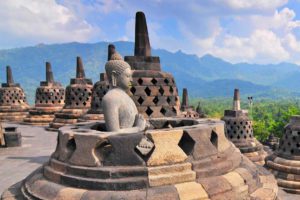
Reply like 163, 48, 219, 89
111, 70, 117, 87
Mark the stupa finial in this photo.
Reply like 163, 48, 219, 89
134, 11, 151, 57
6, 66, 14, 85
233, 88, 241, 110
76, 56, 86, 78
46, 62, 54, 83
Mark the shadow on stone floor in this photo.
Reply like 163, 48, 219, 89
6, 156, 50, 164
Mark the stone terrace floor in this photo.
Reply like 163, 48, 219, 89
0, 123, 299, 200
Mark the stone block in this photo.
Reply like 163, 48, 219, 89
175, 182, 209, 200
103, 132, 145, 166
146, 129, 187, 166
147, 185, 180, 200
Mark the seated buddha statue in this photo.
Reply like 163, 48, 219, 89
102, 52, 146, 133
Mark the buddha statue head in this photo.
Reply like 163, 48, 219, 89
105, 53, 132, 91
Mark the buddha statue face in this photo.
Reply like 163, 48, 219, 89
111, 67, 132, 90
105, 53, 133, 91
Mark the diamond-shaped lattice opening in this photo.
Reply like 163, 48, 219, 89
172, 107, 177, 114
134, 137, 155, 162
164, 79, 169, 84
145, 87, 151, 96
130, 87, 136, 94
145, 107, 153, 116
151, 78, 158, 85
166, 97, 171, 104
159, 87, 164, 95
153, 96, 159, 105
169, 86, 174, 94
137, 96, 144, 105
138, 78, 143, 85
160, 107, 167, 115
210, 131, 218, 149
178, 131, 195, 156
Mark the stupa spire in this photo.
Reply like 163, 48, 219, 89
6, 66, 14, 85
76, 56, 86, 78
134, 11, 151, 56
181, 88, 189, 110
45, 62, 54, 83
233, 88, 241, 110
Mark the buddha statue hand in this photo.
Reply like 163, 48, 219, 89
134, 114, 147, 131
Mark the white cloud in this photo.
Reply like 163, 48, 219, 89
0, 0, 101, 48
210, 30, 289, 63
217, 0, 288, 10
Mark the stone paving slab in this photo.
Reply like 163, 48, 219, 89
0, 123, 57, 194
0, 123, 300, 200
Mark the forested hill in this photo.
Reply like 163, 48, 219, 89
0, 41, 299, 104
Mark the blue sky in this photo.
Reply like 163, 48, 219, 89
0, 0, 300, 64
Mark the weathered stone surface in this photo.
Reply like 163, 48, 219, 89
147, 185, 179, 200
175, 182, 209, 200
103, 133, 145, 166
148, 163, 195, 186
146, 129, 187, 166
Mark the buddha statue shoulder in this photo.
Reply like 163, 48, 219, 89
102, 52, 146, 133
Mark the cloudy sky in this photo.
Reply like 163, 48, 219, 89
0, 0, 300, 64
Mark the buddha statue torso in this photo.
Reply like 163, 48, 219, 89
102, 51, 145, 132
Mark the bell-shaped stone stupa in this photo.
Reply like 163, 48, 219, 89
180, 88, 199, 118
23, 62, 65, 126
0, 66, 29, 122
78, 45, 113, 122
47, 57, 93, 130
222, 89, 267, 165
125, 12, 181, 118
266, 115, 300, 194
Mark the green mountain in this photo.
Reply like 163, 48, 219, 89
0, 41, 299, 104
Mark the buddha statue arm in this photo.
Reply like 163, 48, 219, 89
103, 97, 146, 133
103, 98, 120, 132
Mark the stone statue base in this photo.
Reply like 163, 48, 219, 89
2, 118, 278, 200
47, 108, 89, 131
22, 106, 63, 126
0, 106, 28, 122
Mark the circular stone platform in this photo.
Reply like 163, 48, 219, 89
2, 118, 278, 200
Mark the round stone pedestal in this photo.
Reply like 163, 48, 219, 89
2, 118, 278, 200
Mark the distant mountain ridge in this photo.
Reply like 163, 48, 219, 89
0, 41, 299, 104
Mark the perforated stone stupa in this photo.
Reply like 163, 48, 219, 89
23, 62, 65, 126
180, 88, 199, 118
48, 57, 93, 130
0, 66, 29, 122
78, 45, 112, 122
266, 115, 300, 194
125, 12, 180, 118
222, 89, 267, 165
